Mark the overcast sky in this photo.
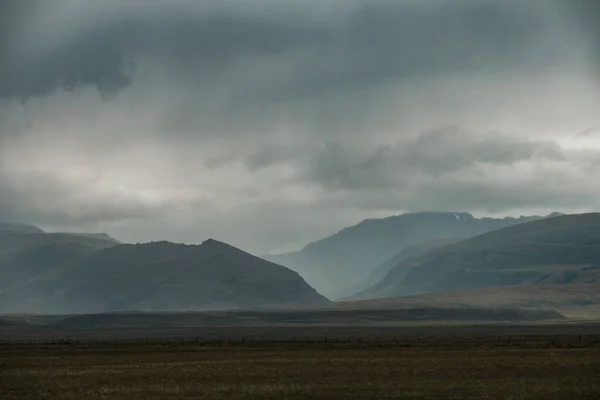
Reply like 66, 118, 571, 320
1, 0, 600, 254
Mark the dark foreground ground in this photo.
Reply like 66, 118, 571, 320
3, 321, 600, 343
2, 340, 600, 400
2, 315, 600, 399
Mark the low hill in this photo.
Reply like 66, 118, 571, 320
340, 284, 600, 319
0, 239, 329, 314
356, 213, 600, 300
265, 212, 552, 298
533, 266, 600, 285
49, 306, 563, 330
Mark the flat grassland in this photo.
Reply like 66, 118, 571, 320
2, 340, 600, 400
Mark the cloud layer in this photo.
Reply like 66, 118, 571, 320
1, 0, 600, 253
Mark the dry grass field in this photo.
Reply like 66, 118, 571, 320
2, 341, 600, 400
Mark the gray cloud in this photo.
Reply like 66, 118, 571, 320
0, 0, 586, 101
1, 0, 600, 254
303, 129, 567, 190
567, 0, 600, 70
1, 1, 131, 100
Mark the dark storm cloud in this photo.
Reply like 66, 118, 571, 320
567, 0, 600, 68
0, 0, 36, 46
0, 0, 572, 101
230, 0, 548, 103
0, 1, 132, 100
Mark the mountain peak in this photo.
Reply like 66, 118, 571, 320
406, 211, 475, 220
200, 238, 233, 249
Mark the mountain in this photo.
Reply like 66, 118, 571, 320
265, 211, 550, 298
0, 231, 116, 255
0, 231, 119, 293
343, 238, 458, 299
0, 223, 45, 234
357, 213, 600, 299
0, 239, 329, 314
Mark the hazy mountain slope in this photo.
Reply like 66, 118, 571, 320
359, 213, 600, 299
0, 231, 119, 293
265, 211, 551, 297
0, 223, 45, 234
1, 239, 329, 314
345, 238, 458, 299
1, 242, 99, 288
0, 231, 117, 255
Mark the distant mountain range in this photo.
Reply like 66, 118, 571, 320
0, 223, 45, 234
264, 211, 563, 298
0, 223, 120, 243
0, 231, 118, 294
0, 230, 328, 314
4, 211, 600, 317
352, 213, 600, 300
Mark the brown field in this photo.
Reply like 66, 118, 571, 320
2, 340, 600, 400
2, 311, 600, 399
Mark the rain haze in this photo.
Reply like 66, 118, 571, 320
1, 0, 600, 255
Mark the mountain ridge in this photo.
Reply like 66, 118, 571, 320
355, 213, 600, 300
265, 211, 559, 298
0, 237, 329, 314
0, 223, 45, 234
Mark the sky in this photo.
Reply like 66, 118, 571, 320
1, 0, 600, 254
